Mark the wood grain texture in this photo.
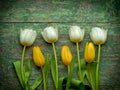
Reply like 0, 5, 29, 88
0, 0, 120, 90
0, 0, 119, 22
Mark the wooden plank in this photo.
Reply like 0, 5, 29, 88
0, 22, 120, 89
0, 0, 119, 22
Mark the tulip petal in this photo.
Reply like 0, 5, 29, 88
41, 27, 58, 43
30, 31, 37, 45
24, 30, 33, 44
61, 46, 72, 65
33, 46, 45, 67
20, 29, 37, 46
20, 29, 28, 44
84, 42, 95, 63
69, 26, 85, 43
90, 27, 108, 45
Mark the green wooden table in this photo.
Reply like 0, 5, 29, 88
0, 0, 120, 90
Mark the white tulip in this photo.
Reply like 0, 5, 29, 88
20, 29, 37, 46
69, 26, 85, 43
90, 27, 108, 45
41, 26, 58, 43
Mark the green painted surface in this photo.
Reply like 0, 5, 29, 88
0, 0, 120, 90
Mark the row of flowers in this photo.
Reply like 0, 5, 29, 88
13, 26, 108, 90
20, 26, 107, 46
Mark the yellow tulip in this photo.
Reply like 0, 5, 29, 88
33, 46, 45, 67
84, 42, 95, 63
61, 46, 72, 65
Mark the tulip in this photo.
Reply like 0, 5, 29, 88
41, 26, 58, 43
85, 42, 96, 90
61, 46, 73, 90
90, 27, 108, 45
20, 29, 37, 46
61, 46, 72, 66
19, 29, 37, 89
33, 46, 45, 67
33, 46, 47, 90
69, 26, 85, 81
90, 27, 108, 90
41, 26, 58, 89
69, 26, 85, 43
84, 42, 95, 63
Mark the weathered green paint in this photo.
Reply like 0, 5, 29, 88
0, 0, 120, 90
0, 0, 119, 22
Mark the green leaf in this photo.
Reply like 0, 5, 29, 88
50, 55, 57, 88
13, 61, 24, 88
80, 59, 87, 80
89, 62, 97, 84
66, 58, 74, 89
70, 58, 74, 77
30, 76, 42, 90
70, 79, 85, 90
59, 58, 74, 90
85, 62, 97, 89
58, 77, 66, 90
59, 77, 87, 90
25, 59, 31, 85
85, 69, 90, 85
81, 59, 86, 70
44, 55, 48, 83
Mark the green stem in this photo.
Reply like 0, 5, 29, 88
88, 64, 95, 90
66, 65, 70, 90
96, 44, 101, 90
25, 86, 28, 90
41, 66, 46, 90
21, 46, 26, 88
76, 42, 83, 82
68, 65, 70, 75
52, 43, 58, 90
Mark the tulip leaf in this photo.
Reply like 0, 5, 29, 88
85, 69, 90, 85
81, 59, 86, 70
25, 59, 31, 85
30, 75, 42, 90
44, 55, 48, 83
50, 55, 57, 88
59, 77, 87, 90
67, 58, 74, 89
80, 59, 95, 90
70, 79, 85, 90
13, 61, 24, 88
79, 59, 87, 80
70, 58, 74, 77
58, 77, 66, 90
89, 62, 97, 84
58, 58, 74, 90
85, 61, 97, 89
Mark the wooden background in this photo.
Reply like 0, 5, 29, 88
0, 0, 120, 90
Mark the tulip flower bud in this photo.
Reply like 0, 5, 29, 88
33, 46, 45, 67
20, 29, 37, 46
84, 42, 95, 63
90, 27, 108, 45
61, 46, 72, 66
41, 26, 58, 43
69, 26, 85, 43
